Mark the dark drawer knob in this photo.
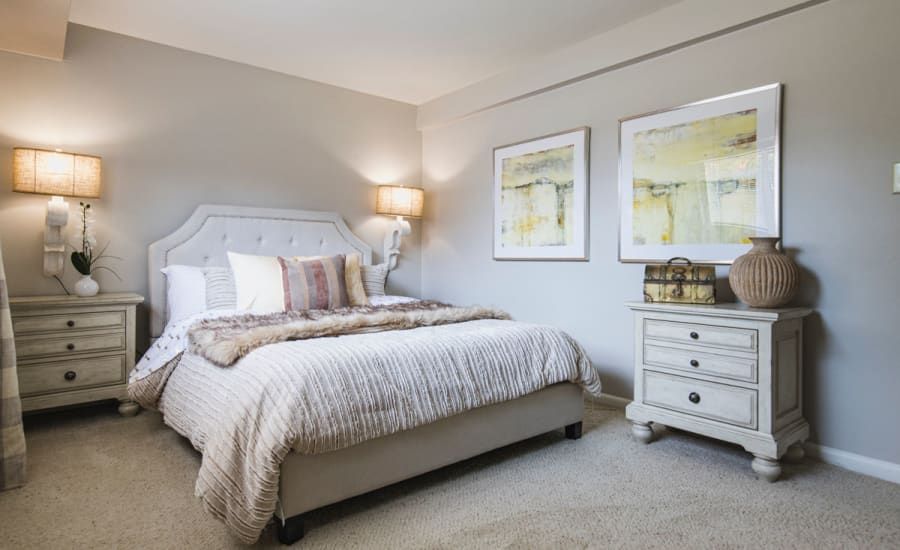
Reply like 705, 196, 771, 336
690, 359, 700, 367
64, 371, 77, 381
690, 331, 699, 340
66, 320, 75, 327
66, 343, 75, 351
689, 392, 701, 404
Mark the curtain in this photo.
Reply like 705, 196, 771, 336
0, 238, 26, 490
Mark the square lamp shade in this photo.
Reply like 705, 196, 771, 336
375, 185, 424, 218
13, 147, 101, 198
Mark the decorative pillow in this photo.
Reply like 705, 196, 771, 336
290, 253, 369, 307
343, 253, 369, 307
202, 266, 237, 310
160, 265, 207, 323
277, 255, 349, 311
361, 262, 390, 297
226, 251, 284, 312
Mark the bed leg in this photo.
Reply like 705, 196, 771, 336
564, 421, 582, 440
277, 514, 305, 545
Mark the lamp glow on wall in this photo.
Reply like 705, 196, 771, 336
375, 185, 424, 270
12, 147, 102, 277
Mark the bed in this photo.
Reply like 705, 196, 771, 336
137, 204, 601, 544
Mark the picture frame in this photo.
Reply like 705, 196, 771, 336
493, 127, 590, 261
618, 83, 782, 264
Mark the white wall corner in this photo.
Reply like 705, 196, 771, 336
416, 0, 825, 130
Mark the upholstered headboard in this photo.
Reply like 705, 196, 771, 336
148, 204, 372, 339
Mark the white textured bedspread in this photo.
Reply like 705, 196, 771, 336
142, 318, 602, 543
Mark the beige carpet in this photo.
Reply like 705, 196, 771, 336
1, 402, 898, 549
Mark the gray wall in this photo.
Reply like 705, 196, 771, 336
0, 24, 422, 348
421, 0, 900, 464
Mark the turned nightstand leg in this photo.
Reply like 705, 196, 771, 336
783, 442, 805, 463
751, 454, 781, 482
630, 420, 654, 444
118, 399, 140, 417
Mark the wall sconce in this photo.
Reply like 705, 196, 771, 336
375, 185, 424, 270
12, 147, 102, 276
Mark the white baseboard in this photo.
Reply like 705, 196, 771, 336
587, 392, 630, 409
589, 392, 899, 485
804, 442, 900, 485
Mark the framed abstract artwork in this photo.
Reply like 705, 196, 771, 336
493, 127, 590, 260
618, 83, 782, 264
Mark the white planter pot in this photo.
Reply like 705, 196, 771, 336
74, 274, 99, 297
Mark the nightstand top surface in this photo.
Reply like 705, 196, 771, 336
10, 292, 144, 308
625, 300, 812, 320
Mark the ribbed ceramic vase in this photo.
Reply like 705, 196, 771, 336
729, 237, 799, 308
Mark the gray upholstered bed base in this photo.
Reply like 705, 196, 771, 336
275, 382, 584, 543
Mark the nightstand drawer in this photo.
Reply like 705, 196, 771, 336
645, 319, 757, 352
18, 355, 126, 396
15, 331, 126, 359
644, 344, 757, 383
644, 371, 757, 429
12, 310, 124, 335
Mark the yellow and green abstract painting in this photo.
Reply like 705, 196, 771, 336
633, 109, 758, 246
500, 145, 574, 247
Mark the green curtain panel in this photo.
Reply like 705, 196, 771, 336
0, 238, 26, 490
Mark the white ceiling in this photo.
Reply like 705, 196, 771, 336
68, 0, 678, 105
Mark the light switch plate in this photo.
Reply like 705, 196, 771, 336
895, 162, 900, 194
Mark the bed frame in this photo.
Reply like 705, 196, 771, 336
148, 204, 584, 544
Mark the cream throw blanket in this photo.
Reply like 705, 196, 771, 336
131, 305, 602, 543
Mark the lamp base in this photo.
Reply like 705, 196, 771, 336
43, 196, 69, 277
383, 216, 411, 271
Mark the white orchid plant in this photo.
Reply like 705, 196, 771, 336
70, 202, 121, 281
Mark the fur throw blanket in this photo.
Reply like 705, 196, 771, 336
188, 300, 510, 366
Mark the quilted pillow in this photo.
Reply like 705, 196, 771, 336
203, 266, 237, 310
361, 262, 390, 297
278, 255, 349, 311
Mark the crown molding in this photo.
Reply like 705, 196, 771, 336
417, 0, 827, 130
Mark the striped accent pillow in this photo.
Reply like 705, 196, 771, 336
360, 262, 389, 297
203, 267, 237, 310
277, 255, 349, 311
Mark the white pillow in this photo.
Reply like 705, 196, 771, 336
226, 251, 285, 312
161, 265, 207, 324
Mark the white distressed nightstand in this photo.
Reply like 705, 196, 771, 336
624, 301, 812, 482
9, 293, 144, 416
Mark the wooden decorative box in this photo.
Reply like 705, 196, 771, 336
643, 257, 715, 305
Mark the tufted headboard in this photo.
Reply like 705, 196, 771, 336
148, 204, 372, 339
